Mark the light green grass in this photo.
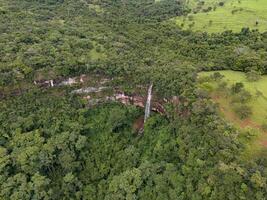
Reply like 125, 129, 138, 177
89, 41, 106, 61
199, 70, 267, 157
185, 0, 227, 11
200, 70, 267, 124
88, 4, 103, 13
175, 0, 267, 33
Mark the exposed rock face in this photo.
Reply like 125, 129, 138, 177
11, 75, 182, 122
114, 91, 166, 115
59, 78, 77, 86
33, 74, 90, 88
72, 87, 107, 94
33, 75, 175, 117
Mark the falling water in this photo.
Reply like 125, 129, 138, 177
144, 84, 153, 122
50, 80, 54, 87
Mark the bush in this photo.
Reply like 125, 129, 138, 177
217, 81, 228, 91
231, 90, 252, 104
218, 2, 224, 6
246, 70, 261, 82
233, 104, 252, 119
255, 90, 263, 98
188, 15, 194, 21
211, 72, 224, 81
231, 82, 244, 94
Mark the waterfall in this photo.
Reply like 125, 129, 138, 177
144, 84, 153, 122
50, 80, 54, 87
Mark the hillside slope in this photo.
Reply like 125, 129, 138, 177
176, 0, 267, 33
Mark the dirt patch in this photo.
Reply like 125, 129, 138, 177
211, 94, 267, 148
261, 141, 267, 147
132, 116, 144, 133
239, 119, 261, 129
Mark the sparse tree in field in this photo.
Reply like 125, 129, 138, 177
212, 72, 224, 81
218, 81, 228, 91
231, 90, 252, 104
218, 2, 224, 6
208, 20, 213, 26
233, 103, 252, 119
231, 82, 244, 94
188, 15, 194, 21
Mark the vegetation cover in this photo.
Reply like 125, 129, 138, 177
199, 70, 267, 156
176, 0, 267, 33
0, 0, 267, 200
200, 70, 267, 125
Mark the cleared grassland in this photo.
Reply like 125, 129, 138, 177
199, 70, 267, 156
200, 70, 267, 125
175, 0, 267, 33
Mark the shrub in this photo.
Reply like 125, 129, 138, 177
217, 81, 228, 91
188, 15, 194, 21
211, 72, 224, 81
255, 90, 263, 98
233, 104, 252, 119
209, 20, 213, 26
231, 82, 244, 94
231, 90, 252, 104
218, 2, 224, 7
246, 70, 261, 82
203, 7, 212, 12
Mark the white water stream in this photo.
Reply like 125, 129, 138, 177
144, 84, 153, 122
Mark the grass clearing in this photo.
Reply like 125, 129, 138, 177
199, 70, 267, 156
175, 0, 267, 33
89, 41, 106, 61
200, 70, 267, 125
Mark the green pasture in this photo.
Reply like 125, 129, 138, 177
199, 70, 267, 156
199, 70, 267, 125
175, 0, 267, 33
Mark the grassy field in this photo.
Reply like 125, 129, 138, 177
200, 70, 267, 124
89, 41, 106, 61
199, 70, 267, 155
175, 0, 267, 33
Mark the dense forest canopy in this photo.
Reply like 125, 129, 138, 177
0, 0, 267, 200
1, 0, 267, 86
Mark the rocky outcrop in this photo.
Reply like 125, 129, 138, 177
33, 74, 89, 88
114, 91, 166, 115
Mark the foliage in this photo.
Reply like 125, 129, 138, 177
231, 82, 244, 94
0, 0, 267, 199
246, 70, 261, 82
233, 103, 252, 119
176, 0, 267, 33
2, 0, 267, 86
200, 70, 267, 125
0, 91, 266, 199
